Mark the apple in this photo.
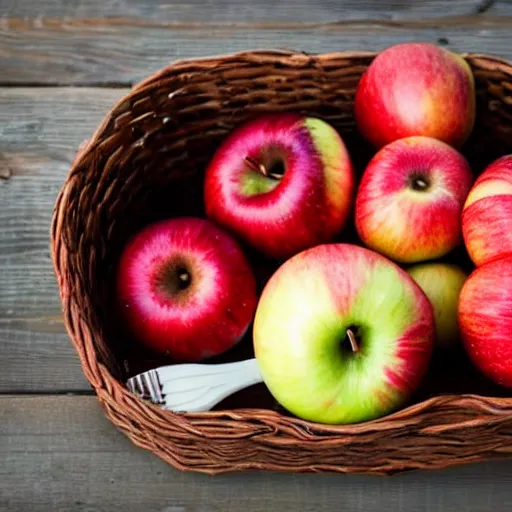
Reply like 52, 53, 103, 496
355, 42, 475, 149
407, 262, 467, 349
462, 154, 512, 267
116, 217, 257, 362
203, 114, 355, 260
253, 243, 435, 425
355, 136, 473, 263
458, 256, 512, 387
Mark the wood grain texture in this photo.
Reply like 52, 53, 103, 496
1, 16, 512, 85
0, 88, 127, 392
1, 395, 512, 512
488, 0, 512, 15
2, 0, 500, 23
0, 323, 90, 392
0, 88, 125, 152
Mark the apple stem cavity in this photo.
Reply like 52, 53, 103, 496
346, 328, 360, 353
156, 263, 193, 298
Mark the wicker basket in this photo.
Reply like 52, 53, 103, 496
50, 50, 512, 475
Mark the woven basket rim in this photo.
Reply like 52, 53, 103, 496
67, 49, 512, 176
50, 48, 512, 474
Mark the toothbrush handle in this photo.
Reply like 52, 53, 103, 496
127, 358, 263, 413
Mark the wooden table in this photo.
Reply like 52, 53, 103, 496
2, 1, 512, 510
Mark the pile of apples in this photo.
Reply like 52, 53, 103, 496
116, 42, 512, 425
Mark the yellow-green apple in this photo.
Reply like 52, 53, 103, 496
253, 243, 435, 425
116, 217, 257, 362
203, 114, 355, 260
458, 256, 512, 387
462, 154, 512, 266
407, 263, 467, 349
355, 42, 475, 149
355, 136, 473, 263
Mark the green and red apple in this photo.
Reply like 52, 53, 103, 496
462, 154, 512, 266
407, 262, 467, 349
253, 243, 435, 425
355, 42, 475, 149
355, 136, 473, 263
204, 114, 355, 260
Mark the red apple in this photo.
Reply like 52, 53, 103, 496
355, 136, 473, 263
203, 114, 355, 260
458, 256, 512, 388
355, 42, 475, 149
462, 154, 512, 266
116, 217, 257, 362
253, 243, 434, 424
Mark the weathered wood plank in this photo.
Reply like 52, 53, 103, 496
2, 395, 512, 512
0, 154, 88, 393
1, 0, 496, 23
0, 323, 90, 392
0, 88, 125, 152
0, 89, 126, 319
0, 159, 90, 392
1, 17, 512, 85
489, 0, 512, 15
0, 88, 127, 392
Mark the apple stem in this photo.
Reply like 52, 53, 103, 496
346, 329, 359, 353
409, 173, 431, 191
245, 156, 268, 177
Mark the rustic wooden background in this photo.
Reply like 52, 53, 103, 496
2, 1, 512, 510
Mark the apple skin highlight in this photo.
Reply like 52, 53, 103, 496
458, 256, 512, 388
462, 154, 512, 267
253, 243, 434, 425
355, 42, 475, 149
116, 217, 257, 362
204, 114, 355, 260
355, 136, 473, 263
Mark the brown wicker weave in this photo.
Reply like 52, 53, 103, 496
50, 50, 512, 475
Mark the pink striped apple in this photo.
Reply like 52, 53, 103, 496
253, 244, 435, 425
204, 114, 355, 260
116, 217, 257, 362
458, 256, 512, 388
355, 42, 475, 149
355, 136, 473, 263
462, 154, 512, 266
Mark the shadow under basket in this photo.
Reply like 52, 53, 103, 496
50, 50, 512, 475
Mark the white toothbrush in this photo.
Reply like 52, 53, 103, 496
126, 358, 263, 412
